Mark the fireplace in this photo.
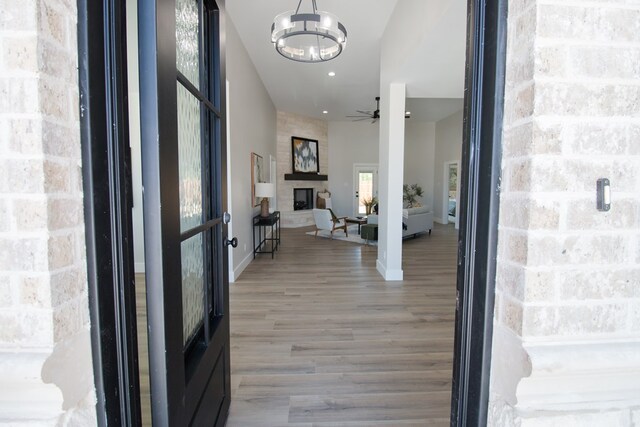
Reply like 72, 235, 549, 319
293, 188, 313, 211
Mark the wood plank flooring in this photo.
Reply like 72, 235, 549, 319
137, 223, 458, 426
226, 223, 458, 426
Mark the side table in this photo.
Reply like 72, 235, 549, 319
253, 211, 280, 259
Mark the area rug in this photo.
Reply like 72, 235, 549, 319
305, 224, 377, 246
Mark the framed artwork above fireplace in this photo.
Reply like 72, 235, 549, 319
291, 136, 319, 174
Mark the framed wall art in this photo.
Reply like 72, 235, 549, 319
291, 136, 319, 174
251, 152, 263, 207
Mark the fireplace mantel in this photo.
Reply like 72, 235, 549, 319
284, 173, 328, 181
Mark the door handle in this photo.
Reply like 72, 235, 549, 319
225, 237, 238, 248
223, 212, 231, 224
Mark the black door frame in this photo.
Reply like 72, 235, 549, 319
451, 0, 508, 425
78, 0, 141, 425
78, 0, 507, 425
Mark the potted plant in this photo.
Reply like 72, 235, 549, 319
403, 184, 424, 208
362, 196, 378, 215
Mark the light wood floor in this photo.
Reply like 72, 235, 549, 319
137, 223, 458, 426
227, 223, 458, 426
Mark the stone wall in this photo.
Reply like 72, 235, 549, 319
276, 111, 329, 227
489, 0, 640, 425
0, 0, 96, 424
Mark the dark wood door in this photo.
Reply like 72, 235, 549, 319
138, 0, 230, 424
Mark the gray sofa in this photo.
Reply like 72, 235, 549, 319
367, 206, 433, 238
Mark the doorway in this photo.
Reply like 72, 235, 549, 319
80, 0, 507, 425
353, 164, 379, 216
444, 161, 460, 228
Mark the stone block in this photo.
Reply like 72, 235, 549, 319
47, 198, 82, 230
8, 118, 43, 155
53, 300, 83, 342
0, 0, 37, 31
523, 269, 557, 302
554, 303, 627, 336
498, 230, 528, 265
535, 81, 640, 118
14, 198, 48, 231
535, 44, 567, 78
43, 160, 70, 193
39, 39, 75, 83
39, 78, 70, 121
0, 159, 44, 194
42, 120, 77, 158
522, 305, 556, 337
0, 309, 53, 346
505, 158, 532, 193
496, 263, 525, 301
0, 199, 9, 232
568, 45, 640, 80
558, 269, 640, 301
0, 78, 39, 115
20, 275, 51, 308
526, 233, 627, 267
0, 237, 48, 271
1, 36, 38, 73
0, 275, 14, 308
630, 302, 640, 332
38, 0, 66, 46
502, 120, 564, 158
565, 122, 629, 156
566, 198, 638, 230
47, 233, 74, 269
629, 124, 640, 155
537, 4, 640, 44
504, 83, 535, 126
502, 122, 533, 158
50, 268, 84, 307
502, 296, 524, 335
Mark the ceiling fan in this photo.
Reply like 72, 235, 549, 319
347, 96, 381, 123
347, 96, 411, 123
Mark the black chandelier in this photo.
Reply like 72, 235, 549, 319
271, 0, 348, 63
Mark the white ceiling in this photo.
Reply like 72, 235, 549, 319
226, 0, 466, 122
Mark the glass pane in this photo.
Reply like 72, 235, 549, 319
182, 233, 204, 345
176, 0, 200, 88
177, 83, 203, 231
358, 172, 373, 215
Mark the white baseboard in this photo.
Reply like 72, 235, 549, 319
376, 259, 403, 281
135, 262, 145, 273
231, 251, 253, 283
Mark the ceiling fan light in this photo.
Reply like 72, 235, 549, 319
271, 1, 347, 63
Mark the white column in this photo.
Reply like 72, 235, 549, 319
376, 83, 406, 281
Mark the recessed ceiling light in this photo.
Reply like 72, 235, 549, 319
322, 110, 328, 114
328, 71, 336, 77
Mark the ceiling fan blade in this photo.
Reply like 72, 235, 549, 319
346, 115, 369, 118
356, 110, 372, 115
352, 117, 370, 122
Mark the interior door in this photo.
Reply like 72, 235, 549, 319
138, 0, 231, 425
353, 164, 378, 216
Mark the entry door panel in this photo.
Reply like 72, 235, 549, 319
138, 0, 230, 425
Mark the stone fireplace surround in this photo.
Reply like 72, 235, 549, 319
276, 111, 329, 227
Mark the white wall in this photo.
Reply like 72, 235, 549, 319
433, 110, 463, 223
226, 18, 277, 281
403, 121, 436, 209
328, 122, 380, 217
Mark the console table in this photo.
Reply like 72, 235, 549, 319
253, 211, 280, 259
